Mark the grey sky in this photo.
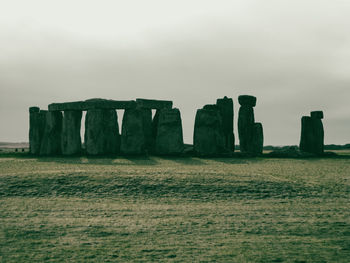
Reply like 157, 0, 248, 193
1, 0, 349, 145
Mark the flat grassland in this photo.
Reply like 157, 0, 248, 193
1, 153, 350, 262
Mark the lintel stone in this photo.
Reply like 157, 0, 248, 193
136, 98, 173, 109
49, 98, 136, 111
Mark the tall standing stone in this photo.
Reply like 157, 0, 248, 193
193, 107, 226, 156
216, 96, 234, 151
61, 110, 82, 155
40, 111, 63, 155
120, 108, 147, 155
238, 95, 256, 153
141, 109, 153, 152
29, 107, 47, 155
84, 109, 120, 155
251, 123, 264, 154
300, 111, 324, 155
311, 111, 324, 155
238, 95, 264, 154
154, 108, 184, 155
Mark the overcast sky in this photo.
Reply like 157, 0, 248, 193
1, 0, 349, 145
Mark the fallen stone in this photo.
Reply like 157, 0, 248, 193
136, 98, 173, 109
84, 109, 120, 155
61, 110, 82, 155
154, 108, 184, 155
193, 108, 226, 156
238, 95, 257, 107
40, 111, 63, 155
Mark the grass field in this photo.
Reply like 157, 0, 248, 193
1, 152, 350, 262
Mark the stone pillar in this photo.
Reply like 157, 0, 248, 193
40, 111, 63, 155
193, 106, 226, 156
216, 96, 234, 151
29, 107, 47, 155
238, 95, 256, 153
84, 109, 120, 155
251, 123, 264, 154
238, 95, 263, 154
61, 110, 82, 155
300, 111, 324, 155
154, 108, 184, 155
311, 111, 324, 155
141, 109, 153, 152
120, 108, 147, 155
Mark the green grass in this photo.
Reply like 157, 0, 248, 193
1, 153, 350, 262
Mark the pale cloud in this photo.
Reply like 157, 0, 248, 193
0, 0, 349, 145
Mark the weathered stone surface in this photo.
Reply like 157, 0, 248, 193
120, 108, 147, 155
152, 110, 160, 147
300, 114, 324, 155
238, 95, 257, 107
49, 98, 136, 111
141, 109, 153, 151
29, 107, 47, 155
238, 105, 255, 153
154, 108, 184, 155
40, 111, 63, 155
299, 116, 314, 153
61, 110, 82, 155
311, 111, 324, 119
136, 98, 173, 109
29, 107, 40, 113
312, 118, 324, 154
84, 109, 120, 155
193, 108, 226, 156
216, 96, 234, 151
203, 104, 218, 111
251, 122, 264, 154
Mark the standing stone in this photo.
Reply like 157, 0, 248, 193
300, 116, 313, 153
84, 109, 120, 155
193, 107, 226, 156
120, 108, 146, 155
251, 123, 264, 154
29, 107, 46, 155
141, 109, 153, 152
154, 108, 184, 155
40, 111, 63, 155
61, 110, 82, 155
311, 111, 324, 155
216, 96, 234, 151
238, 98, 255, 153
300, 111, 324, 155
238, 95, 264, 154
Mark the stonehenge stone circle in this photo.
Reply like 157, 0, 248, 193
29, 107, 47, 155
300, 111, 324, 155
154, 108, 184, 155
85, 109, 120, 155
40, 111, 63, 155
238, 95, 264, 154
61, 110, 82, 155
194, 106, 226, 156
